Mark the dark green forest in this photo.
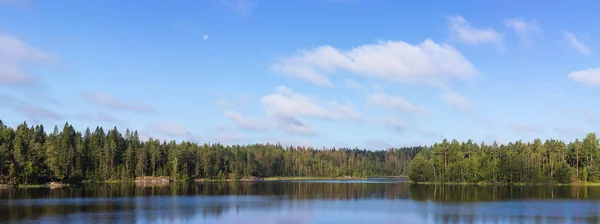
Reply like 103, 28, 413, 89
0, 121, 420, 184
409, 134, 600, 184
2, 120, 598, 185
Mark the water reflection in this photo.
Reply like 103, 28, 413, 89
1, 179, 600, 223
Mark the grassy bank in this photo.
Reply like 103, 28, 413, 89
411, 181, 600, 186
4, 176, 404, 188
17, 184, 52, 188
371, 175, 408, 178
263, 176, 368, 181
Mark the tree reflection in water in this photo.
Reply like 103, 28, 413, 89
1, 181, 600, 223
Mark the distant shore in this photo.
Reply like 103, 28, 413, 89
1, 176, 410, 189
411, 181, 600, 186
263, 176, 368, 181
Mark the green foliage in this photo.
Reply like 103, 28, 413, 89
588, 162, 600, 182
409, 136, 600, 184
68, 170, 84, 183
556, 163, 572, 184
0, 121, 422, 184
2, 120, 599, 185
408, 152, 433, 182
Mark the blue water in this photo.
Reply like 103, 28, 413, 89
2, 179, 600, 223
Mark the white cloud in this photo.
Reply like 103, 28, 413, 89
203, 35, 209, 40
367, 92, 428, 115
262, 85, 359, 120
507, 123, 539, 133
563, 31, 590, 55
447, 15, 503, 48
81, 91, 155, 112
224, 110, 272, 131
223, 85, 358, 136
271, 39, 478, 87
568, 68, 600, 86
274, 116, 319, 136
331, 103, 361, 120
0, 33, 57, 86
221, 0, 256, 17
262, 86, 333, 119
440, 91, 471, 110
262, 85, 359, 134
225, 110, 318, 136
505, 17, 542, 46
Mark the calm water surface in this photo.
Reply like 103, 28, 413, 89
2, 178, 600, 223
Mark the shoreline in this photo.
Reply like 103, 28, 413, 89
411, 181, 600, 186
263, 176, 368, 181
3, 176, 410, 188
8, 177, 600, 189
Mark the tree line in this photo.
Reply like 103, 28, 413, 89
409, 134, 600, 184
0, 121, 421, 184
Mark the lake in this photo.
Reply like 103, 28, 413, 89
2, 178, 600, 223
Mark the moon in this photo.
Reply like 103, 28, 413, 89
203, 35, 209, 40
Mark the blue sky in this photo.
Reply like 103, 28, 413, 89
1, 0, 599, 149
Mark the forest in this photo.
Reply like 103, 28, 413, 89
2, 120, 598, 185
0, 121, 420, 184
408, 133, 600, 184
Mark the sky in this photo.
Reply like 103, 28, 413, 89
0, 0, 599, 149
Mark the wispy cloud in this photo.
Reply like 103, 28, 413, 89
81, 91, 155, 112
149, 122, 195, 140
74, 112, 121, 124
563, 31, 590, 55
440, 91, 471, 110
221, 0, 257, 17
216, 99, 230, 108
554, 127, 586, 137
0, 92, 22, 106
344, 78, 365, 91
0, 33, 58, 86
505, 17, 542, 46
447, 15, 503, 49
224, 110, 272, 131
15, 105, 63, 121
367, 92, 429, 115
382, 117, 407, 133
